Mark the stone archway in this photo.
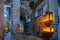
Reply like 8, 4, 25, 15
20, 8, 30, 33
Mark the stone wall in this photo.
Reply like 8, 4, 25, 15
11, 0, 20, 33
0, 0, 4, 40
49, 0, 58, 40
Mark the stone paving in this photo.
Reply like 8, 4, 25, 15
14, 34, 42, 40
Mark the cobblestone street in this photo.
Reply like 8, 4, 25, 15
13, 34, 42, 40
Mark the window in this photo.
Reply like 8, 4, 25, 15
38, 8, 43, 16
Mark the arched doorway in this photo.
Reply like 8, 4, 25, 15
20, 8, 31, 34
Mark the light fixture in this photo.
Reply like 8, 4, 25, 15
4, 14, 7, 17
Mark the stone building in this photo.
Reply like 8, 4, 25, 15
10, 0, 58, 40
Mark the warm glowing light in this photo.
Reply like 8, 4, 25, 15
36, 12, 55, 33
4, 26, 9, 31
50, 12, 54, 20
42, 12, 54, 22
42, 27, 54, 32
